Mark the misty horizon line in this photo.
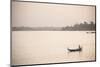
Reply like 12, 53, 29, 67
12, 21, 96, 31
12, 21, 95, 27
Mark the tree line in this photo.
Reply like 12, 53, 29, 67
12, 21, 96, 31
62, 21, 95, 31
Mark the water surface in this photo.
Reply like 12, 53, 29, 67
12, 31, 95, 65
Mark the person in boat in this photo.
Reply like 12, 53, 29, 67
67, 45, 82, 52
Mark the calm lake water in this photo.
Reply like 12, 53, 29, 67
12, 31, 95, 65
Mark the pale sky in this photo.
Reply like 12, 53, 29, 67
12, 1, 95, 27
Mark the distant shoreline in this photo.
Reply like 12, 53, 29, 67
12, 27, 96, 31
12, 21, 96, 31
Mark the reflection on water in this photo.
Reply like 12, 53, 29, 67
12, 31, 95, 65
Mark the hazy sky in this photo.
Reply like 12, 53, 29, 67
12, 1, 95, 27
